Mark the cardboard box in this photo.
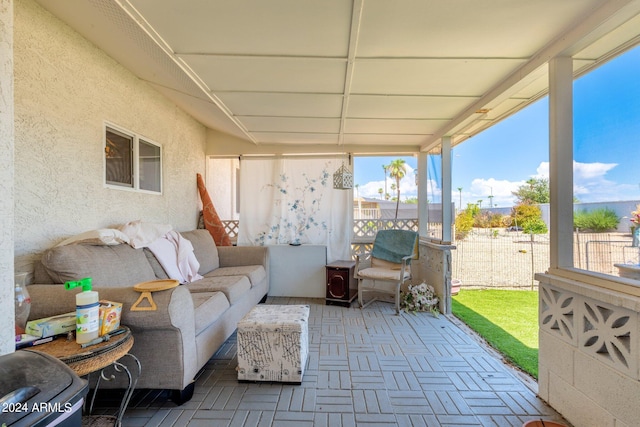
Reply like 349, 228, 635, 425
26, 312, 76, 338
99, 300, 122, 336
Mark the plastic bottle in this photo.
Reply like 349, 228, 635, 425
14, 272, 31, 336
65, 277, 100, 344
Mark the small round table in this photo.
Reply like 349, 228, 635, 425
26, 327, 140, 427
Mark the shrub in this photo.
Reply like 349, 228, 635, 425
473, 211, 505, 229
455, 209, 474, 240
522, 216, 548, 234
489, 212, 505, 228
511, 203, 547, 234
473, 211, 491, 228
574, 208, 620, 232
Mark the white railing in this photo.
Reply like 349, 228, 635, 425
220, 218, 424, 243
352, 208, 379, 219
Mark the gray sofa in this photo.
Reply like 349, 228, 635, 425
27, 229, 269, 404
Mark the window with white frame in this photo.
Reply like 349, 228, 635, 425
104, 124, 162, 194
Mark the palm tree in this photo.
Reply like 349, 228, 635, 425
388, 159, 407, 219
382, 164, 389, 200
355, 184, 361, 218
378, 188, 383, 200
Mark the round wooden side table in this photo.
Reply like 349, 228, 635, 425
25, 327, 140, 427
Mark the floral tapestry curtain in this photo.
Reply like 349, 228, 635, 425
238, 157, 352, 262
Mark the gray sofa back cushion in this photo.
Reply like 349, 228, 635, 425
180, 230, 220, 274
40, 243, 157, 286
143, 247, 170, 280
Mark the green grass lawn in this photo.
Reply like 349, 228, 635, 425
452, 289, 539, 378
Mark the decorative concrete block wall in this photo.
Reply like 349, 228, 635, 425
537, 274, 640, 427
417, 240, 455, 314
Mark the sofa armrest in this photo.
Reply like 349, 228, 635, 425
26, 284, 195, 332
217, 246, 269, 270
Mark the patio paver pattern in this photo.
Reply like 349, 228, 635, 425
108, 297, 566, 427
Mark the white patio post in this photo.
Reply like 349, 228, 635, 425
441, 136, 453, 243
417, 152, 428, 237
0, 0, 15, 356
548, 56, 574, 269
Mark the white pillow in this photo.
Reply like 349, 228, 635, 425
118, 220, 173, 248
55, 229, 130, 247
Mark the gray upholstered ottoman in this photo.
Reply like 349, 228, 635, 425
237, 304, 310, 383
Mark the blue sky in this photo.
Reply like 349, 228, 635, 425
354, 44, 640, 209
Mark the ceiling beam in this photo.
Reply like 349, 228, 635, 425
338, 0, 364, 145
118, 0, 259, 144
420, 0, 639, 152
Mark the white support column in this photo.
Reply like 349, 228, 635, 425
549, 56, 574, 269
0, 0, 15, 355
417, 152, 428, 237
441, 137, 453, 243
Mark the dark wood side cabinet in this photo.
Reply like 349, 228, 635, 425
325, 260, 357, 307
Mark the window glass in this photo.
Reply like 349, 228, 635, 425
573, 45, 640, 278
427, 149, 443, 240
105, 127, 133, 187
139, 139, 161, 193
104, 124, 162, 194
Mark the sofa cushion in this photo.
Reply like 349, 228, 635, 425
184, 275, 250, 305
191, 291, 229, 334
143, 248, 170, 280
180, 230, 219, 274
206, 266, 266, 288
40, 243, 157, 286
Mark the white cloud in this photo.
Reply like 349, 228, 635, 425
467, 178, 522, 208
573, 161, 617, 180
357, 164, 420, 200
511, 160, 628, 203
357, 159, 633, 208
533, 163, 549, 178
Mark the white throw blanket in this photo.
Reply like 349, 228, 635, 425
147, 230, 203, 284
119, 220, 203, 284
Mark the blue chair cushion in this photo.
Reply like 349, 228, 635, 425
370, 230, 418, 264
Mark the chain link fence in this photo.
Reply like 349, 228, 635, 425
453, 228, 637, 289
221, 219, 638, 289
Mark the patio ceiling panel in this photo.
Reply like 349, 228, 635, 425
344, 118, 449, 135
239, 117, 341, 134
342, 134, 427, 145
125, 0, 353, 58
34, 0, 640, 153
179, 56, 347, 94
346, 95, 476, 119
216, 93, 344, 118
355, 0, 605, 58
250, 133, 340, 145
351, 59, 528, 97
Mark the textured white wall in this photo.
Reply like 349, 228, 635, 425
207, 157, 239, 220
0, 0, 15, 356
13, 0, 207, 274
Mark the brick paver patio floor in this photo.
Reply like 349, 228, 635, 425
94, 297, 569, 427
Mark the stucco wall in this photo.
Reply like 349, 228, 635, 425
13, 0, 206, 273
0, 0, 15, 356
